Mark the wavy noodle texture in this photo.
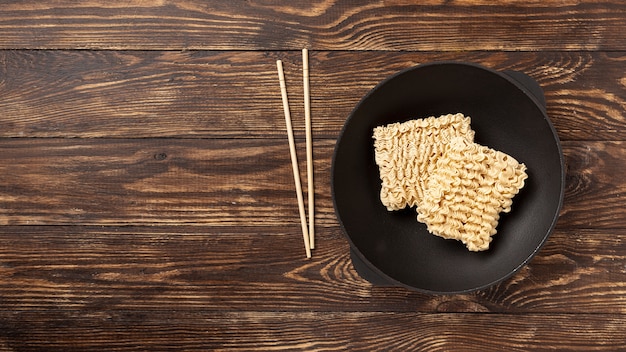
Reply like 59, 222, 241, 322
372, 113, 475, 211
417, 136, 528, 251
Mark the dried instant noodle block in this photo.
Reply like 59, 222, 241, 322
417, 137, 528, 251
373, 113, 475, 211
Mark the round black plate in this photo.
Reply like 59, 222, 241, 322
331, 62, 564, 294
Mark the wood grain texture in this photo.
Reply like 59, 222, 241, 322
0, 138, 332, 226
1, 226, 626, 315
0, 310, 624, 351
0, 1, 625, 51
0, 50, 624, 140
0, 138, 623, 229
561, 141, 626, 228
1, 2, 625, 350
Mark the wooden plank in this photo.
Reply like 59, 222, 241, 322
1, 225, 625, 314
0, 311, 625, 351
0, 138, 331, 226
0, 1, 625, 51
0, 50, 624, 140
0, 138, 623, 229
559, 141, 626, 228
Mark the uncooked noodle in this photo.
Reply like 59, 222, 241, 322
417, 136, 527, 251
373, 114, 528, 252
372, 113, 474, 211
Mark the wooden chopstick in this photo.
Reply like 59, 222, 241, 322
276, 59, 311, 259
302, 48, 314, 250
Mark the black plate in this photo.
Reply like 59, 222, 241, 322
331, 62, 564, 294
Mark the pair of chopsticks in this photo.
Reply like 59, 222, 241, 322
276, 49, 314, 259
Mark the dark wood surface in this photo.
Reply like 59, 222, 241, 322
1, 1, 626, 351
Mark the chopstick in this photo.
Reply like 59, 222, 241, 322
276, 59, 312, 259
302, 48, 314, 250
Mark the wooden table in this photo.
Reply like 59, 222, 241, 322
1, 2, 625, 350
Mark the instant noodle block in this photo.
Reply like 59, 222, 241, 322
372, 113, 475, 211
373, 114, 528, 252
417, 136, 528, 251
